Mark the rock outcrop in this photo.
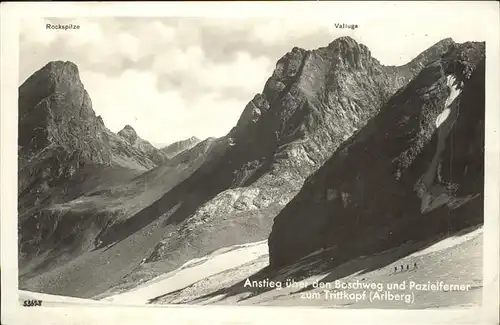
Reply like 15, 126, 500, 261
117, 124, 170, 165
268, 42, 485, 268
161, 136, 202, 159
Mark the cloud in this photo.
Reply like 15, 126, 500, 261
250, 19, 328, 46
151, 45, 205, 76
19, 16, 488, 146
19, 17, 289, 145
79, 68, 246, 145
19, 17, 60, 46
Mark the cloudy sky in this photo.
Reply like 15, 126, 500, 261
19, 15, 487, 147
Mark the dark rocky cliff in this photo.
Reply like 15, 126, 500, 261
18, 61, 174, 269
18, 61, 167, 211
19, 61, 109, 166
19, 62, 146, 223
268, 42, 485, 268
18, 61, 163, 172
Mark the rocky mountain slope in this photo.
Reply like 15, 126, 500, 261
18, 62, 168, 216
96, 37, 460, 295
17, 61, 208, 278
18, 37, 475, 299
161, 136, 201, 159
129, 226, 482, 308
19, 225, 483, 310
268, 41, 485, 269
117, 125, 170, 165
18, 61, 164, 172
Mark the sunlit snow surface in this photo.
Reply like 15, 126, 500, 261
20, 227, 481, 310
435, 75, 461, 128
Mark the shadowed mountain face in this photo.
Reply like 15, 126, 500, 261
268, 42, 485, 268
18, 62, 166, 172
17, 61, 196, 274
18, 62, 169, 213
18, 37, 477, 299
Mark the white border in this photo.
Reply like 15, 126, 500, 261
1, 2, 499, 325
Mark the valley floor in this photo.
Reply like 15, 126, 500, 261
20, 226, 483, 309
143, 226, 483, 308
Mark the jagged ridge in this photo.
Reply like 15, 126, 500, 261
268, 41, 485, 268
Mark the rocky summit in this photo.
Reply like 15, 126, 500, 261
18, 61, 163, 172
19, 61, 180, 277
18, 61, 158, 225
18, 61, 168, 209
117, 125, 170, 165
17, 37, 485, 301
268, 41, 485, 268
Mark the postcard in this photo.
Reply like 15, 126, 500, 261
1, 1, 499, 324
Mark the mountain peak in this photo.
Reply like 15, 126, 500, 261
328, 35, 359, 47
325, 36, 368, 54
268, 40, 485, 268
437, 37, 455, 45
44, 60, 80, 74
96, 115, 105, 126
403, 38, 456, 69
18, 59, 102, 160
118, 124, 138, 144
20, 60, 82, 99
122, 124, 135, 132
28, 60, 83, 87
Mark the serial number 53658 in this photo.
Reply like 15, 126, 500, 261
23, 299, 42, 307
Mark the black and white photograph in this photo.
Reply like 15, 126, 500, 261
1, 2, 499, 325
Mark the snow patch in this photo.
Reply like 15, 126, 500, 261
444, 75, 462, 108
103, 240, 269, 305
124, 227, 481, 307
435, 108, 451, 128
415, 74, 465, 214
409, 227, 482, 258
436, 75, 461, 128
